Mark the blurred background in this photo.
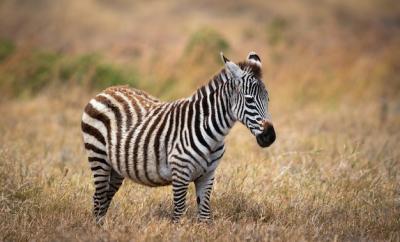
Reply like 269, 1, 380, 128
0, 0, 399, 103
0, 0, 400, 240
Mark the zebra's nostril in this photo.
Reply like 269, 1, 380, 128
261, 120, 273, 130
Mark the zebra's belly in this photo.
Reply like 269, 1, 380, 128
111, 144, 173, 187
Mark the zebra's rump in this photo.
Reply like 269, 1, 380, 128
81, 86, 173, 186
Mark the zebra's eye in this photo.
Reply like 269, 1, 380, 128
244, 95, 255, 104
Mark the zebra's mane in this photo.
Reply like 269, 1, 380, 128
190, 61, 263, 100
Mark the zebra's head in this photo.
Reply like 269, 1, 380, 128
221, 52, 276, 148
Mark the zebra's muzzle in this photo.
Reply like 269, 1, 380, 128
256, 124, 276, 148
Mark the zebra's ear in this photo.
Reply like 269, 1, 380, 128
220, 52, 243, 79
247, 51, 261, 67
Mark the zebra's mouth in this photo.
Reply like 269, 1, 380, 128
256, 125, 276, 148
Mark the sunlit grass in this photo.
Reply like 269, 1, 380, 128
0, 90, 398, 241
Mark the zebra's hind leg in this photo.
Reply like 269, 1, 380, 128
88, 156, 112, 224
90, 161, 125, 224
105, 168, 124, 210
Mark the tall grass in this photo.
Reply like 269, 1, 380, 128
0, 90, 398, 241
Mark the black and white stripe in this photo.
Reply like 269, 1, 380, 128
81, 51, 275, 223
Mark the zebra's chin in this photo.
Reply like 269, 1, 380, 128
256, 136, 273, 148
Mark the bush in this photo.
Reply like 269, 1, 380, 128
59, 54, 100, 83
0, 39, 15, 62
266, 17, 290, 46
10, 51, 61, 97
184, 27, 229, 64
91, 63, 138, 89
0, 48, 139, 98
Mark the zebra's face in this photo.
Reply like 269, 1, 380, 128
222, 52, 276, 148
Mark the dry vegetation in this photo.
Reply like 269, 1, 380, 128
0, 0, 399, 241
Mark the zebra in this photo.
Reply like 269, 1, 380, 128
81, 51, 276, 223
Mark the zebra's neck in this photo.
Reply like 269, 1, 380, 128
187, 69, 237, 146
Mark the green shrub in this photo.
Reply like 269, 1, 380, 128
59, 54, 100, 83
0, 48, 139, 98
0, 39, 15, 62
266, 17, 290, 46
10, 51, 61, 97
185, 27, 229, 63
91, 63, 138, 89
59, 53, 139, 89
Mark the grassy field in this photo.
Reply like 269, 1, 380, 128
0, 0, 399, 241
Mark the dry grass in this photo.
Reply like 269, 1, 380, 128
0, 89, 399, 241
0, 0, 400, 241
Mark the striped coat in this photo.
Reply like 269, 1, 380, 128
81, 52, 276, 223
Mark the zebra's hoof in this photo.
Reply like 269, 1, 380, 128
197, 216, 213, 224
172, 216, 182, 224
95, 216, 105, 226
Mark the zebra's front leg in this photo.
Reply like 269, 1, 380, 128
172, 178, 189, 221
171, 162, 190, 222
194, 143, 224, 221
194, 170, 215, 221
